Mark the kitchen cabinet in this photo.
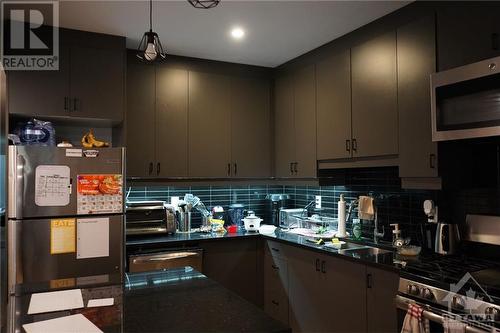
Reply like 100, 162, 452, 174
437, 3, 500, 71
155, 66, 188, 177
366, 266, 399, 333
8, 30, 125, 122
274, 64, 316, 178
316, 49, 352, 160
126, 61, 188, 178
201, 238, 261, 306
188, 71, 231, 178
351, 31, 398, 158
230, 77, 271, 178
7, 46, 70, 117
126, 58, 156, 178
397, 15, 439, 180
288, 248, 367, 333
274, 74, 295, 178
264, 241, 290, 325
69, 46, 124, 121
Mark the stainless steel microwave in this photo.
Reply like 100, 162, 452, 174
431, 56, 500, 141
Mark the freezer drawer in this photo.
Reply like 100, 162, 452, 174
8, 146, 125, 219
8, 215, 123, 293
129, 249, 203, 273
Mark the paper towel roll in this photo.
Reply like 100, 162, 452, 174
337, 195, 347, 237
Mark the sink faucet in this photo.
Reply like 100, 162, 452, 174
345, 199, 358, 225
373, 209, 385, 244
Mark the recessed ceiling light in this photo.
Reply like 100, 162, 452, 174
231, 27, 245, 40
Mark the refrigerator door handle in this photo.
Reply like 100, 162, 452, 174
8, 147, 25, 219
8, 220, 22, 294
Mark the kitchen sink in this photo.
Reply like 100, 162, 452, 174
339, 246, 393, 256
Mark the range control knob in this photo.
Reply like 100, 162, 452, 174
422, 288, 435, 300
452, 296, 465, 310
485, 307, 500, 321
407, 284, 420, 296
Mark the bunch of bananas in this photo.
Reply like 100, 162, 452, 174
81, 130, 110, 148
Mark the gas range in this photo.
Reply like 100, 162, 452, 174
397, 254, 500, 332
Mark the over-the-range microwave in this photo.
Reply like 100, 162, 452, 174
431, 55, 500, 141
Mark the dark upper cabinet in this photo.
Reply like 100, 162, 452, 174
126, 57, 155, 178
397, 15, 438, 179
316, 49, 351, 160
7, 46, 70, 117
7, 28, 125, 122
437, 3, 500, 71
70, 46, 124, 121
351, 31, 398, 158
230, 76, 271, 178
274, 74, 295, 178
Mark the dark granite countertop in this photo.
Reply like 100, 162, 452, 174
10, 267, 290, 333
126, 230, 260, 247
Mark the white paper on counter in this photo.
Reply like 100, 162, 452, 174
22, 314, 102, 333
87, 298, 114, 308
34, 165, 71, 206
28, 289, 83, 315
77, 217, 109, 259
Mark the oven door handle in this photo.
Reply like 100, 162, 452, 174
395, 295, 493, 333
131, 251, 201, 264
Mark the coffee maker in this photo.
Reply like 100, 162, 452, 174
265, 194, 291, 227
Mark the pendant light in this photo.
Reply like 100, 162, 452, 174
188, 0, 220, 9
137, 0, 166, 62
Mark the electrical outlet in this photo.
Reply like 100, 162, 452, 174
315, 195, 322, 209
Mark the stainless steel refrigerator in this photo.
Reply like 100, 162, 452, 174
7, 146, 125, 294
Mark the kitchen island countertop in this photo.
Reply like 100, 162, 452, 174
10, 267, 290, 333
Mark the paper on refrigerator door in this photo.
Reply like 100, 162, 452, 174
77, 217, 109, 259
22, 314, 102, 333
76, 174, 123, 215
35, 165, 71, 206
27, 289, 83, 315
87, 298, 114, 308
50, 218, 76, 254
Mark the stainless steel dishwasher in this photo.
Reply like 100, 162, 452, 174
128, 248, 203, 273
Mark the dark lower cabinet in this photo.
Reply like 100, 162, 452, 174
201, 238, 262, 307
366, 266, 399, 333
437, 3, 500, 71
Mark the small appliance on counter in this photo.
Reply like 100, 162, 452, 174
279, 208, 305, 229
227, 203, 245, 229
265, 194, 291, 226
242, 211, 262, 232
126, 200, 176, 236
434, 221, 460, 255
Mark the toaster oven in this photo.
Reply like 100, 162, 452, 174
126, 201, 176, 236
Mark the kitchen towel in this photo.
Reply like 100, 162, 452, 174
358, 196, 375, 220
401, 303, 430, 333
443, 317, 466, 333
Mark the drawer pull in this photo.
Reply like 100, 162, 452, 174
271, 300, 279, 306
321, 260, 326, 274
271, 264, 279, 270
315, 258, 320, 272
271, 247, 280, 253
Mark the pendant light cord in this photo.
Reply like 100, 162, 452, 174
149, 0, 152, 31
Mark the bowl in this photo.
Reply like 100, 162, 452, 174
259, 224, 277, 235
398, 245, 422, 256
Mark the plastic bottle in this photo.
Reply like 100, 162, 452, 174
352, 218, 362, 240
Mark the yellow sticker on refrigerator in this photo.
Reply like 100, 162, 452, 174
50, 219, 76, 254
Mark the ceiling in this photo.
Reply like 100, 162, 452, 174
59, 0, 410, 68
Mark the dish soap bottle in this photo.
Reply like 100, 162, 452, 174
352, 218, 362, 240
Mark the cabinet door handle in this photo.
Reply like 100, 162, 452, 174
293, 162, 298, 174
289, 162, 293, 175
234, 163, 237, 176
315, 258, 320, 272
156, 162, 160, 175
73, 98, 78, 112
271, 264, 279, 270
367, 273, 373, 289
352, 139, 357, 152
271, 300, 279, 306
345, 139, 351, 152
321, 260, 326, 274
227, 163, 231, 177
64, 97, 69, 112
429, 154, 436, 169
271, 247, 280, 253
148, 162, 153, 176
